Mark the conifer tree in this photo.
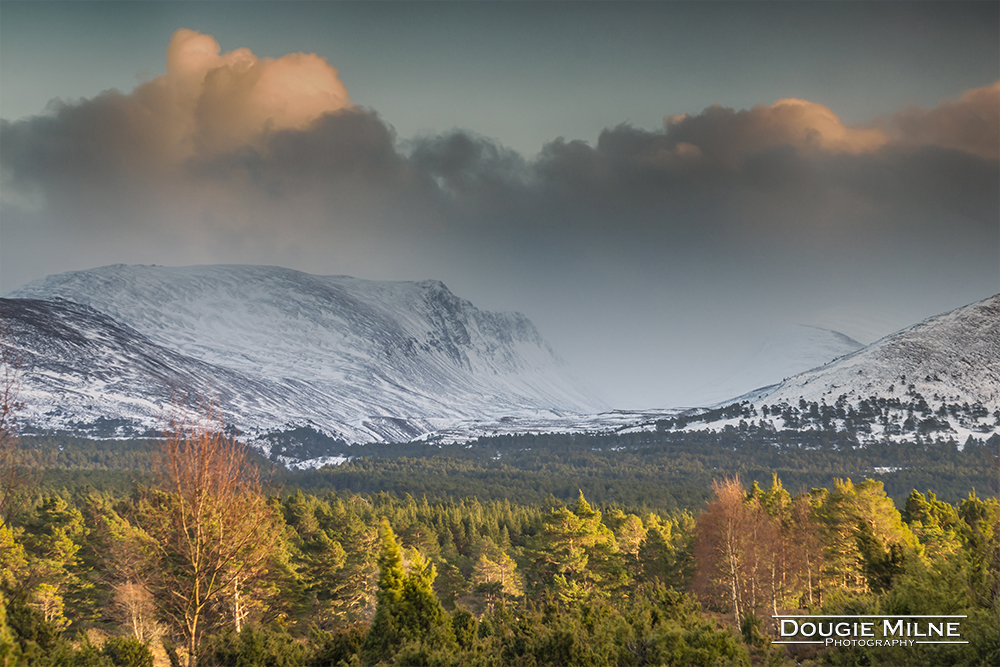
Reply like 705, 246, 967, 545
529, 491, 623, 600
20, 496, 88, 629
471, 548, 522, 612
957, 491, 1000, 610
363, 519, 456, 664
0, 525, 26, 596
815, 478, 916, 595
0, 595, 22, 667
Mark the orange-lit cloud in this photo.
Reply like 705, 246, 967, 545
883, 82, 999, 159
1, 25, 996, 314
663, 98, 888, 167
763, 98, 888, 153
131, 28, 352, 159
662, 83, 1000, 167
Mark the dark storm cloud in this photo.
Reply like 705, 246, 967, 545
4, 83, 998, 302
4, 67, 997, 254
533, 92, 998, 232
410, 132, 528, 195
828, 146, 999, 224
0, 90, 175, 226
192, 110, 418, 200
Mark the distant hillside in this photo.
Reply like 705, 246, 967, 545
4, 264, 604, 443
659, 294, 1000, 443
752, 294, 1000, 411
4, 266, 996, 453
687, 324, 863, 407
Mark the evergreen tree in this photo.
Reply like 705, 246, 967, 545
957, 491, 1000, 611
0, 595, 23, 667
902, 490, 962, 558
470, 548, 522, 612
814, 478, 917, 597
19, 496, 88, 629
529, 491, 623, 600
0, 524, 27, 595
362, 519, 456, 664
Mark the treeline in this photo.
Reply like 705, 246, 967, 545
21, 429, 1000, 509
658, 395, 999, 437
294, 431, 997, 507
1, 426, 998, 666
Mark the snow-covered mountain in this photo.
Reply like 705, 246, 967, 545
664, 294, 1000, 443
3, 264, 996, 453
0, 297, 332, 437
4, 264, 604, 441
750, 294, 1000, 411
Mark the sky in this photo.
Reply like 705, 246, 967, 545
1, 1, 998, 409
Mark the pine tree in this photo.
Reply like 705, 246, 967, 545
0, 594, 23, 667
363, 519, 456, 664
19, 496, 88, 630
529, 491, 623, 600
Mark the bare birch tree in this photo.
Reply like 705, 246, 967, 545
695, 478, 750, 624
136, 408, 282, 666
694, 477, 793, 625
111, 580, 162, 642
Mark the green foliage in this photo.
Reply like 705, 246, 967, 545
813, 478, 917, 596
529, 492, 625, 599
450, 609, 477, 651
653, 621, 750, 667
2, 428, 997, 667
199, 625, 306, 667
61, 634, 113, 667
956, 491, 1000, 609
19, 495, 90, 628
362, 519, 457, 665
902, 489, 962, 559
3, 595, 61, 659
470, 590, 748, 667
305, 624, 365, 666
0, 594, 23, 667
811, 489, 1000, 666
748, 474, 792, 518
638, 511, 695, 588
24, 429, 997, 514
100, 637, 153, 667
740, 612, 766, 649
0, 523, 27, 594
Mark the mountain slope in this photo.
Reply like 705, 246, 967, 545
5, 266, 995, 449
5, 265, 604, 441
0, 297, 398, 440
657, 294, 1000, 444
687, 325, 864, 407
753, 294, 1000, 411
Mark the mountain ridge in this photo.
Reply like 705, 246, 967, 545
656, 294, 1000, 445
3, 265, 996, 455
4, 264, 605, 442
751, 293, 1000, 410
